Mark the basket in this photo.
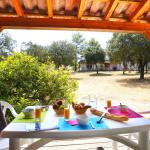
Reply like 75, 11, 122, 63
73, 108, 88, 115
53, 109, 64, 115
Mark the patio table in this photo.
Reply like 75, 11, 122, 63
1, 106, 150, 150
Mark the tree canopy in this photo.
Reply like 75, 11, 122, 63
72, 33, 85, 71
47, 40, 76, 68
21, 41, 49, 63
84, 38, 105, 74
0, 32, 16, 59
107, 33, 150, 79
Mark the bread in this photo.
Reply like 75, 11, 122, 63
72, 102, 91, 114
90, 108, 128, 122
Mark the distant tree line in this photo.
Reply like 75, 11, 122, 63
0, 31, 150, 79
21, 32, 106, 74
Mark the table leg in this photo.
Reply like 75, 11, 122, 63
138, 131, 149, 150
9, 138, 20, 150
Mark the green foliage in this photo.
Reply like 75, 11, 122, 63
0, 53, 78, 106
107, 33, 150, 79
72, 33, 86, 71
0, 32, 16, 59
84, 38, 105, 74
72, 32, 85, 54
47, 40, 76, 68
21, 41, 49, 63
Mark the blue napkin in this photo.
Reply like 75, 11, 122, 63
58, 117, 108, 131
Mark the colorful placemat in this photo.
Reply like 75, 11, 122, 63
107, 106, 143, 118
58, 117, 108, 131
13, 111, 47, 123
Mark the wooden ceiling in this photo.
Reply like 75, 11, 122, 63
0, 0, 150, 34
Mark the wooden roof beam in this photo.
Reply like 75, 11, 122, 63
12, 0, 24, 17
130, 0, 150, 22
144, 31, 150, 41
104, 0, 119, 20
0, 26, 4, 32
78, 0, 86, 18
119, 1, 140, 4
47, 0, 53, 18
65, 0, 74, 11
1, 17, 150, 33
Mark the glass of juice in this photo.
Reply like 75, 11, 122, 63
35, 106, 41, 121
64, 108, 70, 120
107, 100, 111, 108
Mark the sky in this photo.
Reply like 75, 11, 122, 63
4, 29, 113, 51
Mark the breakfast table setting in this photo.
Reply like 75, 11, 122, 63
1, 99, 150, 150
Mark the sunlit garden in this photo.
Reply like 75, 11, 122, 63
0, 31, 150, 123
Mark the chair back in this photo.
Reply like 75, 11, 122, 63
0, 101, 18, 117
0, 104, 7, 132
0, 101, 18, 132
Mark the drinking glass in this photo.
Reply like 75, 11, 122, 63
107, 99, 111, 108
35, 106, 41, 121
88, 95, 98, 108
64, 107, 70, 120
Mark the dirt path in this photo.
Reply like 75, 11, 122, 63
73, 71, 150, 112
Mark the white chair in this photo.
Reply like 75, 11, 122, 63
0, 101, 18, 150
0, 101, 35, 150
0, 101, 51, 150
0, 101, 18, 118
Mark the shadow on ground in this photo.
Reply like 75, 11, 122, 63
72, 77, 83, 80
117, 77, 150, 88
121, 72, 139, 76
90, 73, 112, 76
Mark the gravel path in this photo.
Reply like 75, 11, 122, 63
73, 71, 150, 112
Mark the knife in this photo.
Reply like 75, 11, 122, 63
97, 109, 107, 124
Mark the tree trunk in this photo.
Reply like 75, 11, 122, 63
95, 64, 99, 75
74, 62, 77, 71
139, 63, 145, 80
122, 62, 126, 75
123, 68, 125, 75
145, 62, 148, 74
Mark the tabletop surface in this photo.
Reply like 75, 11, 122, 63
2, 105, 150, 139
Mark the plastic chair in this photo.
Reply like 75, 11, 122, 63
0, 101, 18, 150
0, 101, 34, 150
0, 101, 18, 118
0, 101, 50, 150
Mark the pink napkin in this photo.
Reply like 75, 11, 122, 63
107, 106, 143, 118
67, 119, 78, 126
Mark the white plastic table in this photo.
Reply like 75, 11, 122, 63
1, 106, 150, 150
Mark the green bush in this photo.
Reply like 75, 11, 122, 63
0, 53, 78, 115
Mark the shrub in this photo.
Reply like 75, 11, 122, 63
0, 53, 78, 111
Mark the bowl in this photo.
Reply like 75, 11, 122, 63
119, 105, 128, 112
76, 114, 89, 125
22, 108, 35, 119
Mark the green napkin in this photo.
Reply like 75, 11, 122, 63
13, 111, 47, 123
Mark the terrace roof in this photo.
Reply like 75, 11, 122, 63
0, 0, 150, 38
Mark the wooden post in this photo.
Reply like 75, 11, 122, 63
144, 31, 150, 41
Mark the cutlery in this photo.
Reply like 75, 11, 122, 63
97, 110, 107, 124
89, 121, 95, 129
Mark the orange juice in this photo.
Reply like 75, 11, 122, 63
64, 108, 70, 120
35, 107, 41, 119
107, 100, 111, 108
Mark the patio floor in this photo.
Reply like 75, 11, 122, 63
20, 135, 137, 150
